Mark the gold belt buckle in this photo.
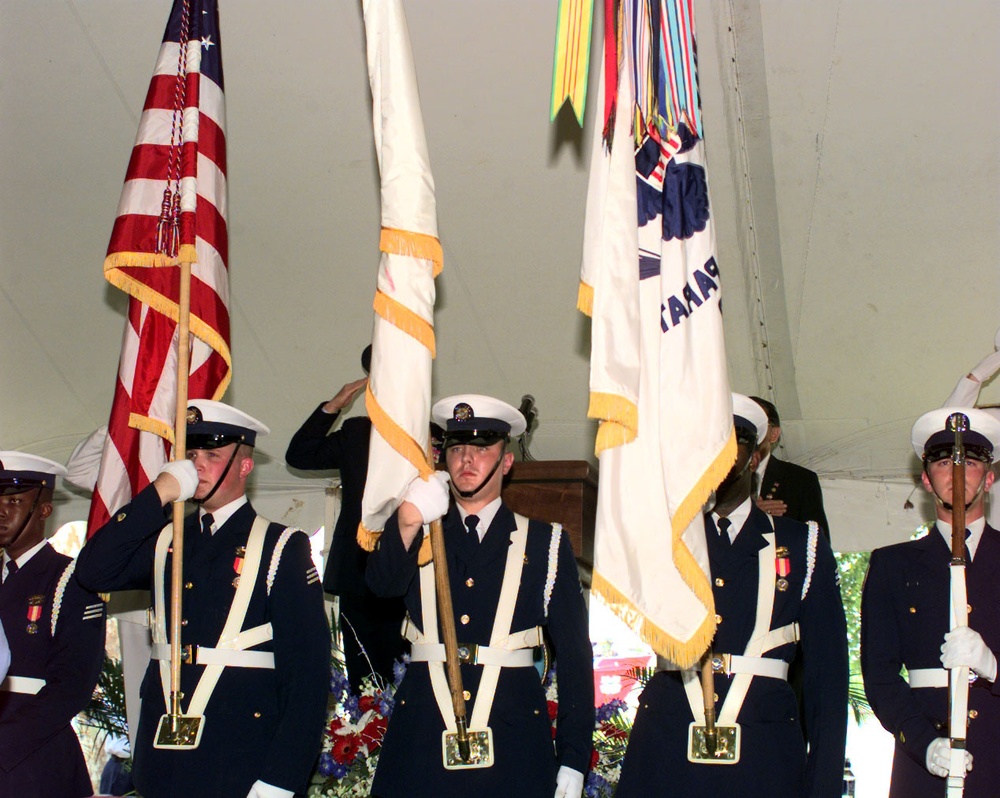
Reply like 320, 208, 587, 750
154, 713, 205, 749
442, 727, 493, 769
687, 722, 741, 764
457, 644, 480, 665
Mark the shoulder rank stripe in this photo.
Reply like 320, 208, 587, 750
305, 565, 320, 585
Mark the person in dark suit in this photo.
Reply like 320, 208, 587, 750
617, 394, 848, 798
76, 400, 330, 798
861, 406, 1000, 797
0, 452, 106, 798
749, 396, 830, 535
285, 345, 406, 693
366, 394, 593, 798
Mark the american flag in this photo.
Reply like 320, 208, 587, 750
88, 0, 231, 533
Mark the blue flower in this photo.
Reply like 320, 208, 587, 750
317, 752, 337, 777
584, 771, 611, 798
392, 657, 409, 687
595, 699, 626, 724
343, 694, 360, 720
377, 693, 395, 717
329, 668, 351, 698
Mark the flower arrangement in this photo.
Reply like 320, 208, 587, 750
308, 658, 405, 798
310, 656, 635, 797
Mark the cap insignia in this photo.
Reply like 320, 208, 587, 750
186, 406, 202, 425
453, 403, 474, 422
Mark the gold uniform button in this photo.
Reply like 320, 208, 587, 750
184, 581, 194, 590
116, 512, 127, 522
909, 607, 917, 614
466, 578, 475, 588
967, 603, 973, 614
715, 614, 723, 624
714, 578, 725, 587
462, 690, 471, 701
969, 709, 979, 720
460, 614, 470, 625
181, 619, 189, 626
253, 711, 261, 718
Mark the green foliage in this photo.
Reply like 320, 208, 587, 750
80, 655, 129, 740
835, 550, 872, 723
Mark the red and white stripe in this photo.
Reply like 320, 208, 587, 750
89, 1, 230, 534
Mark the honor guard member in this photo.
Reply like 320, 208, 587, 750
76, 401, 331, 798
366, 395, 594, 798
861, 407, 1000, 797
0, 452, 106, 798
286, 345, 407, 692
617, 394, 849, 798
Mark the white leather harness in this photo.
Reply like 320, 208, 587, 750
149, 515, 281, 716
410, 514, 551, 733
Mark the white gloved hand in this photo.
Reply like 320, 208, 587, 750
925, 737, 973, 778
968, 348, 1000, 384
553, 765, 585, 798
941, 626, 998, 681
157, 460, 199, 503
402, 471, 450, 524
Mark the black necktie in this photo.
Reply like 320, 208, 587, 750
4, 559, 18, 583
717, 517, 732, 548
965, 528, 972, 563
201, 513, 215, 536
465, 514, 480, 544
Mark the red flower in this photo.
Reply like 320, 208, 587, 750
547, 700, 559, 721
590, 749, 600, 770
600, 721, 628, 741
358, 694, 378, 714
330, 733, 361, 765
361, 715, 388, 751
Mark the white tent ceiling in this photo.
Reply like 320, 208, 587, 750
2, 0, 998, 550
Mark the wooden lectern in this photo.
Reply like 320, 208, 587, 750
502, 460, 597, 576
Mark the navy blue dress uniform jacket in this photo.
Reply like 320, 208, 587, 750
0, 543, 105, 798
286, 409, 372, 596
366, 503, 594, 798
759, 456, 830, 536
861, 524, 1000, 797
76, 485, 331, 798
285, 408, 405, 690
617, 506, 848, 798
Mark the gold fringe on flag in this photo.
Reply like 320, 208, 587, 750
365, 384, 435, 481
380, 227, 443, 277
587, 391, 638, 455
373, 292, 437, 357
670, 429, 736, 540
104, 248, 232, 405
591, 569, 715, 669
576, 280, 595, 317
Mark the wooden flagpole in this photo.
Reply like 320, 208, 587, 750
428, 514, 470, 759
168, 259, 193, 721
947, 412, 969, 798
